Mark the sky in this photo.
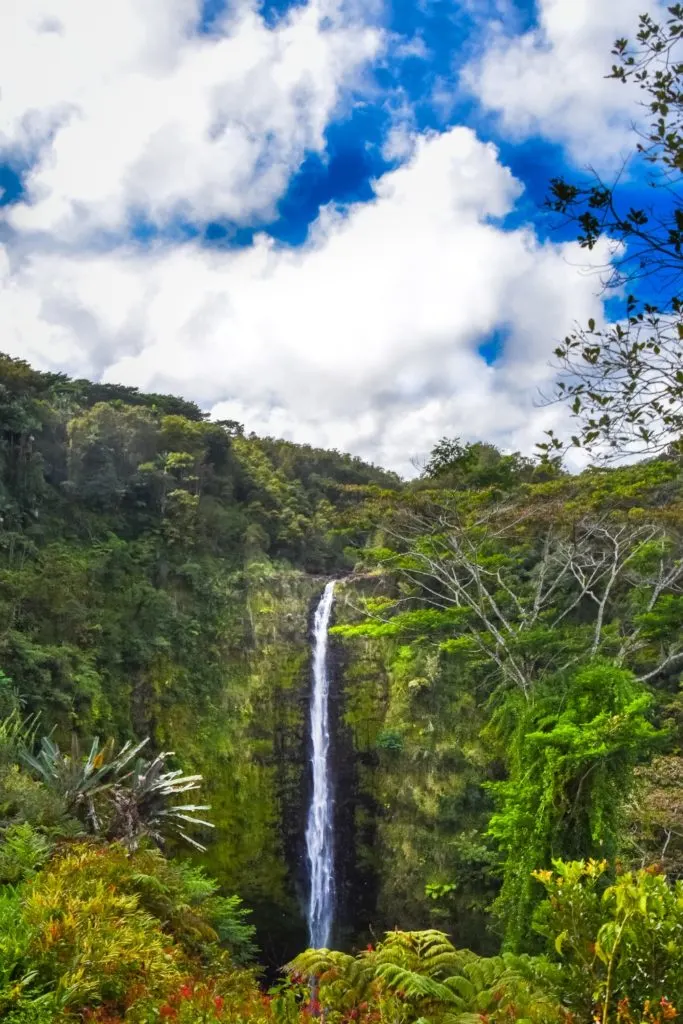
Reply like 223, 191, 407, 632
0, 0, 666, 475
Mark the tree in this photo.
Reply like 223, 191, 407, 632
287, 930, 555, 1024
66, 403, 159, 508
540, 7, 683, 460
382, 501, 683, 699
488, 662, 662, 948
352, 489, 683, 943
421, 438, 541, 492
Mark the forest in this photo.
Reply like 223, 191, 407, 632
1, 7, 683, 1024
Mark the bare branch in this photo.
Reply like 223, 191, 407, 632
380, 501, 683, 696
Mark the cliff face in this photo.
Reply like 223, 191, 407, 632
0, 354, 406, 960
157, 568, 384, 962
150, 563, 321, 963
330, 578, 498, 953
165, 568, 494, 963
0, 355, 499, 961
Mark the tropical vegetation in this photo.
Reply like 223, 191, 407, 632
1, 6, 683, 1023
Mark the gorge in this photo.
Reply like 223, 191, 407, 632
2, 353, 683, 1018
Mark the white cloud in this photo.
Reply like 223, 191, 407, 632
463, 0, 668, 164
1, 0, 381, 238
2, 127, 608, 475
0, 0, 624, 475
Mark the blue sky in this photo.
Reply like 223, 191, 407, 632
0, 0, 665, 473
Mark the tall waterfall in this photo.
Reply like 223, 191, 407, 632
306, 580, 336, 949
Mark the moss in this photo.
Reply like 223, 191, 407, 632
332, 577, 498, 953
149, 562, 322, 962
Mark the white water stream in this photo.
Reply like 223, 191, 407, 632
305, 580, 336, 949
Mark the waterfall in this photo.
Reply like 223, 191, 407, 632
306, 580, 336, 949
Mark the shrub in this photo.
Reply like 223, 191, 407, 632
21, 844, 184, 1012
533, 859, 683, 1022
0, 822, 53, 883
0, 840, 263, 1021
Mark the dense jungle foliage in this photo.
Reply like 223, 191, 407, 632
0, 349, 400, 954
2, 348, 683, 1021
3, 7, 683, 1020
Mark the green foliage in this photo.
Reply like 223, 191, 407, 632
533, 859, 683, 1022
23, 843, 183, 1010
332, 607, 469, 640
422, 437, 546, 492
206, 894, 259, 965
489, 662, 662, 948
337, 467, 683, 950
0, 354, 397, 948
0, 822, 52, 883
376, 729, 404, 752
283, 884, 683, 1024
4, 346, 683, 989
0, 763, 72, 835
331, 585, 500, 949
0, 352, 383, 728
425, 881, 457, 901
287, 929, 558, 1024
0, 883, 50, 1021
0, 710, 34, 767
0, 839, 265, 1022
0, 717, 265, 1017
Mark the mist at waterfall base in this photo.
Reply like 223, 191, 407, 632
305, 581, 336, 949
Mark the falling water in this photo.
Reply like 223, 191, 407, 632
306, 580, 336, 949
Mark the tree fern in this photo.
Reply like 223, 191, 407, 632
286, 930, 564, 1024
374, 962, 459, 1003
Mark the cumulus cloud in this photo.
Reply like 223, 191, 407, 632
1, 127, 608, 475
463, 0, 668, 164
1, 0, 381, 238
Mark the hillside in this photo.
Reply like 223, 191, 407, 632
2, 353, 683, 1022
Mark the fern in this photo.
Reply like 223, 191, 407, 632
284, 929, 560, 1024
375, 962, 459, 1003
443, 976, 476, 1002
0, 823, 52, 883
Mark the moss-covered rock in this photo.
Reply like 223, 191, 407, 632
332, 577, 499, 953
